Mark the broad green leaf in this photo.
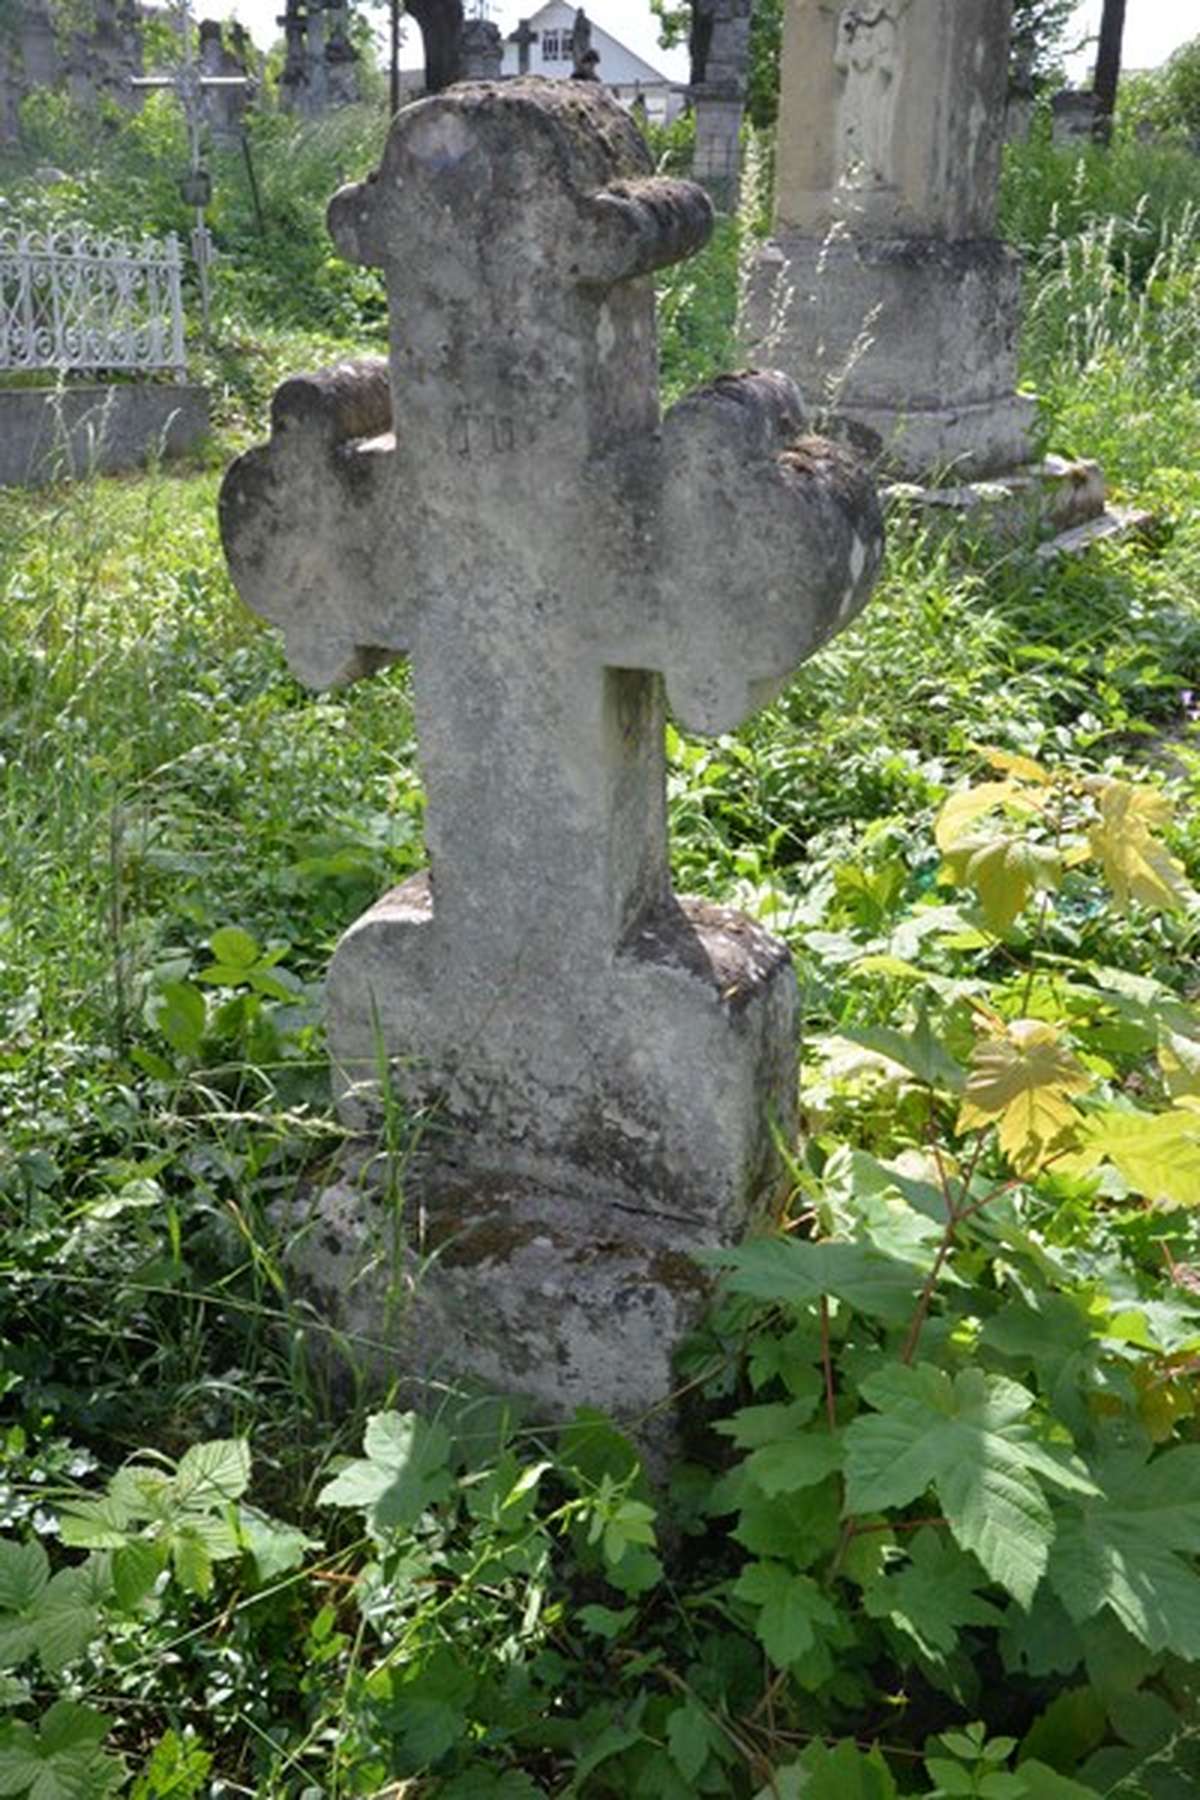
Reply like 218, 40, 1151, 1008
174, 1439, 250, 1506
0, 1702, 122, 1800
666, 1698, 716, 1784
733, 1561, 838, 1668
31, 1570, 99, 1675
745, 1434, 844, 1497
170, 1527, 214, 1599
840, 1013, 966, 1092
111, 1540, 166, 1611
700, 1238, 921, 1326
208, 926, 259, 968
958, 1021, 1091, 1173
152, 980, 206, 1059
864, 1528, 1003, 1660
0, 1541, 48, 1620
379, 1648, 476, 1771
844, 1364, 1096, 1607
57, 1495, 132, 1553
237, 1508, 318, 1581
713, 1399, 819, 1449
129, 1729, 212, 1800
317, 1411, 454, 1533
755, 1740, 899, 1799
1019, 1686, 1107, 1774
1015, 1761, 1106, 1797
1048, 1445, 1200, 1656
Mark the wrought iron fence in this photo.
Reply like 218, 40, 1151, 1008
0, 225, 187, 377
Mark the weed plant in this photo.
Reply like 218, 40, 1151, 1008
2, 136, 1200, 1795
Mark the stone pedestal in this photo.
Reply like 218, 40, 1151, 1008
743, 0, 1033, 482
747, 233, 1035, 479
692, 91, 743, 213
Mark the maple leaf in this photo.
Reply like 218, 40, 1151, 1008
957, 1020, 1091, 1174
1048, 1445, 1200, 1656
935, 780, 1043, 854
1087, 779, 1196, 914
864, 1527, 1003, 1661
1074, 1107, 1200, 1207
843, 1364, 1096, 1607
732, 1561, 839, 1668
942, 832, 1061, 933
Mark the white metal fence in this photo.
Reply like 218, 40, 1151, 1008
0, 225, 187, 378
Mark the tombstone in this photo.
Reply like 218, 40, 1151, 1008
690, 0, 752, 211
509, 17, 538, 75
743, 0, 1035, 481
1052, 88, 1098, 145
569, 7, 594, 75
220, 80, 883, 1434
197, 19, 251, 145
278, 0, 308, 109
0, 43, 21, 144
323, 0, 360, 107
460, 17, 503, 82
18, 0, 60, 92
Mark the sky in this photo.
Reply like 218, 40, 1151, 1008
200, 0, 1193, 86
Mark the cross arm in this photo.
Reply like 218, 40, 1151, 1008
657, 369, 884, 733
219, 358, 408, 690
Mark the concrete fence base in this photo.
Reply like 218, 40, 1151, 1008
0, 383, 210, 487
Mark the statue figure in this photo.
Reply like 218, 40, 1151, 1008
833, 5, 904, 190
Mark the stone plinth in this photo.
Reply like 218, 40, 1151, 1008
746, 234, 1035, 479
744, 0, 1035, 482
221, 81, 883, 1435
692, 92, 744, 213
0, 384, 209, 487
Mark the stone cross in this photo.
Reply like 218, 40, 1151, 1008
221, 80, 882, 1425
509, 17, 538, 74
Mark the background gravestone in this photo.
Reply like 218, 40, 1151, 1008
744, 0, 1035, 481
221, 80, 883, 1431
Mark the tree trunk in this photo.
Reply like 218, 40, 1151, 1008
407, 0, 464, 93
390, 0, 400, 113
1092, 0, 1127, 144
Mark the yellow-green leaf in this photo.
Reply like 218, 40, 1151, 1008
958, 1021, 1091, 1174
1079, 1108, 1200, 1207
944, 833, 1061, 933
975, 746, 1054, 785
935, 781, 1021, 853
1087, 781, 1196, 914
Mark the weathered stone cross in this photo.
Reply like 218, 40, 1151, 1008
221, 80, 881, 1421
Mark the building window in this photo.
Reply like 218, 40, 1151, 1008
542, 29, 563, 60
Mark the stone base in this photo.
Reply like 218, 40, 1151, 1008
742, 233, 1035, 480
691, 92, 743, 214
0, 382, 209, 487
886, 456, 1155, 558
280, 1151, 723, 1438
327, 878, 799, 1242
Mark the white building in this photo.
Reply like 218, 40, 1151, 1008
500, 1, 685, 125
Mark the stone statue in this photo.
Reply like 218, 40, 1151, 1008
833, 5, 904, 190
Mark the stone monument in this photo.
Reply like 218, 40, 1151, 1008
745, 0, 1034, 480
220, 80, 883, 1432
690, 0, 753, 213
460, 17, 503, 81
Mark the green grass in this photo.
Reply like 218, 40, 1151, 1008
2, 132, 1200, 1795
